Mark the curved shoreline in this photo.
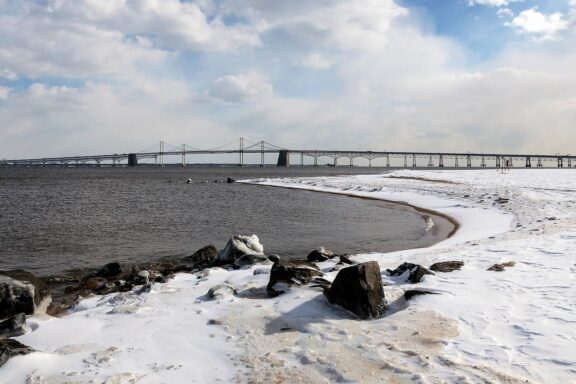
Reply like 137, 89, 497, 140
246, 181, 459, 252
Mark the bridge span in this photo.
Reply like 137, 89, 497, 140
2, 139, 575, 168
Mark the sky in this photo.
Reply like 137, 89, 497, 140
0, 0, 575, 158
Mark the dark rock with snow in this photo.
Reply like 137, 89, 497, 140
487, 261, 516, 272
0, 313, 27, 338
234, 254, 271, 267
324, 261, 387, 319
338, 255, 355, 265
96, 262, 122, 278
267, 254, 281, 263
267, 260, 323, 296
0, 338, 35, 367
386, 262, 434, 284
0, 270, 50, 319
227, 177, 236, 183
47, 295, 79, 317
185, 245, 218, 270
218, 235, 265, 264
207, 284, 237, 300
429, 261, 464, 273
404, 289, 440, 300
306, 247, 334, 262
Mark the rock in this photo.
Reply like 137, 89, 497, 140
496, 197, 510, 204
267, 260, 323, 296
267, 254, 281, 263
404, 289, 440, 300
324, 261, 387, 319
487, 261, 516, 272
185, 245, 218, 270
207, 319, 223, 325
227, 177, 236, 183
429, 261, 464, 273
0, 270, 50, 319
253, 268, 270, 275
0, 313, 28, 338
338, 255, 355, 265
234, 254, 271, 268
46, 295, 79, 317
96, 262, 122, 278
207, 284, 237, 300
135, 270, 149, 285
386, 262, 434, 284
218, 235, 264, 264
306, 247, 334, 262
0, 339, 35, 367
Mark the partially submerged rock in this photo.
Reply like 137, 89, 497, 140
429, 261, 464, 273
0, 339, 35, 367
0, 313, 28, 338
324, 261, 388, 319
386, 262, 434, 284
306, 247, 334, 262
218, 235, 265, 264
404, 289, 440, 301
267, 260, 323, 296
487, 261, 516, 272
185, 245, 218, 270
0, 270, 50, 319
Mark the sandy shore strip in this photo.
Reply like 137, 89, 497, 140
2, 169, 575, 383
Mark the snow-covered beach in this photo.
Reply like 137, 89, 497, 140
2, 169, 576, 383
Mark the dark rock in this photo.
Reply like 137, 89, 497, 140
487, 261, 516, 272
227, 177, 236, 183
429, 261, 464, 273
96, 262, 122, 278
185, 245, 218, 270
218, 235, 264, 264
0, 270, 50, 319
404, 289, 440, 300
0, 339, 35, 367
0, 313, 27, 338
46, 295, 79, 317
267, 254, 281, 263
207, 319, 223, 325
339, 255, 355, 265
306, 247, 334, 262
234, 254, 271, 267
386, 262, 434, 284
496, 197, 510, 204
324, 261, 387, 319
267, 260, 323, 296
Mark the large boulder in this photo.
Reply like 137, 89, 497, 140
267, 260, 323, 296
0, 313, 27, 338
95, 262, 122, 278
386, 262, 434, 284
324, 261, 388, 319
0, 339, 35, 367
0, 270, 50, 319
218, 235, 265, 264
185, 245, 218, 270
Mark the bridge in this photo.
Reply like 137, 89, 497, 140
1, 138, 575, 168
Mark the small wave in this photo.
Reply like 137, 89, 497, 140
425, 216, 435, 231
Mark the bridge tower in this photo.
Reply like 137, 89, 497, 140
128, 153, 138, 166
181, 144, 186, 167
277, 150, 290, 167
159, 141, 164, 167
260, 141, 265, 167
239, 137, 244, 166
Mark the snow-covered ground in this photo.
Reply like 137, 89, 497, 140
2, 169, 576, 383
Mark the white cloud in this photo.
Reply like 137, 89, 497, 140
300, 53, 331, 70
468, 0, 523, 7
509, 8, 569, 41
206, 73, 273, 103
497, 8, 514, 18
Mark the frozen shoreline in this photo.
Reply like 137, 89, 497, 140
3, 169, 576, 383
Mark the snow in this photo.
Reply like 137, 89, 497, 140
2, 169, 576, 383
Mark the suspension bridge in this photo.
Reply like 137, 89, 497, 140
1, 138, 575, 168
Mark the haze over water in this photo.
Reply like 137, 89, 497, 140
0, 166, 440, 276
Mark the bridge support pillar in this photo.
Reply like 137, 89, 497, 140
481, 156, 486, 167
412, 154, 416, 168
277, 150, 290, 167
568, 158, 572, 168
333, 157, 338, 166
558, 157, 563, 168
314, 156, 318, 166
427, 155, 433, 167
537, 158, 543, 167
525, 157, 531, 168
300, 153, 304, 167
455, 157, 459, 167
439, 155, 444, 167
349, 157, 353, 167
466, 155, 472, 168
128, 153, 138, 167
496, 156, 501, 168
386, 154, 390, 167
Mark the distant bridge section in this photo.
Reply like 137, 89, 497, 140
1, 138, 575, 168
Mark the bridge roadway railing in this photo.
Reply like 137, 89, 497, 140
1, 149, 575, 168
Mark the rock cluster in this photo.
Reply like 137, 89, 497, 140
0, 270, 50, 319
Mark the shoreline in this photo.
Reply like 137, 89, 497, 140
3, 169, 575, 383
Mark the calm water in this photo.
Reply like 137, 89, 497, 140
0, 166, 440, 276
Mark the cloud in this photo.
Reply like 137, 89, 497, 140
509, 8, 569, 41
468, 0, 523, 7
300, 53, 331, 70
206, 73, 273, 103
497, 8, 514, 18
0, 85, 9, 100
